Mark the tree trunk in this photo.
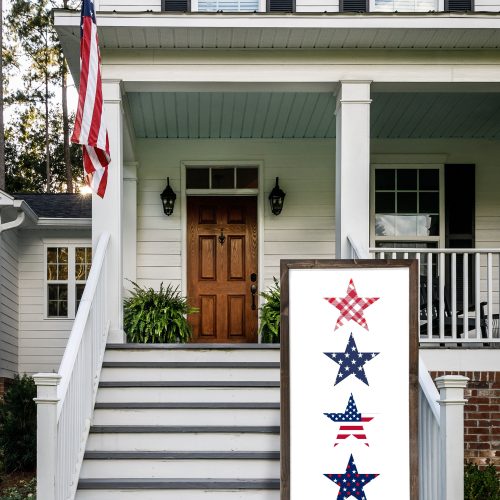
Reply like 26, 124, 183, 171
62, 59, 73, 192
0, 0, 6, 191
44, 28, 50, 192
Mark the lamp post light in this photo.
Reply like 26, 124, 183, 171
160, 177, 177, 216
269, 177, 286, 216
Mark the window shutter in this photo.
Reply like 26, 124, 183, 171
267, 0, 294, 12
163, 0, 189, 11
340, 0, 368, 11
445, 0, 473, 9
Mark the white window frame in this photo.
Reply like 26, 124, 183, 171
370, 163, 445, 249
44, 242, 92, 320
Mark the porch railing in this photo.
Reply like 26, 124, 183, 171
34, 231, 110, 500
371, 247, 500, 345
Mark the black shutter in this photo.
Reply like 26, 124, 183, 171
340, 0, 368, 11
267, 0, 294, 11
445, 164, 475, 309
445, 0, 473, 10
163, 0, 189, 11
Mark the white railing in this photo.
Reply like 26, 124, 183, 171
371, 247, 500, 345
34, 231, 110, 500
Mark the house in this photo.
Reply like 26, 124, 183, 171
6, 0, 500, 498
0, 191, 92, 391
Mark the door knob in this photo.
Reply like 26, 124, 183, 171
250, 284, 257, 310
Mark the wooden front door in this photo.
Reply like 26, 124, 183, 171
187, 196, 258, 343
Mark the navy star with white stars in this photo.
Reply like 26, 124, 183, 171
324, 454, 379, 499
81, 0, 97, 37
324, 333, 379, 386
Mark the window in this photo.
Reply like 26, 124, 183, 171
372, 166, 442, 245
372, 0, 437, 11
197, 0, 259, 11
46, 245, 92, 318
186, 166, 259, 190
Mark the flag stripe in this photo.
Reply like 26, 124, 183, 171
71, 0, 110, 198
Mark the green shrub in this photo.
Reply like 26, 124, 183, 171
124, 281, 198, 343
0, 477, 36, 500
464, 462, 500, 500
259, 278, 280, 344
0, 376, 36, 473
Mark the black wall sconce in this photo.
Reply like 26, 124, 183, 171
269, 177, 286, 216
160, 177, 177, 216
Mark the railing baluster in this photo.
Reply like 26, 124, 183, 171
487, 253, 493, 340
463, 255, 469, 341
451, 253, 457, 340
439, 252, 445, 340
475, 253, 481, 338
427, 253, 433, 339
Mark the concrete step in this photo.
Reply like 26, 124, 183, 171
96, 383, 280, 403
92, 402, 280, 426
87, 425, 280, 452
100, 362, 280, 382
80, 451, 279, 479
104, 344, 280, 363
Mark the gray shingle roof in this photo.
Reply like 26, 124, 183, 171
14, 193, 92, 219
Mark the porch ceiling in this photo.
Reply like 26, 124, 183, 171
127, 91, 500, 139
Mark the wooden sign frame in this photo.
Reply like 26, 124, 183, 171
280, 259, 419, 500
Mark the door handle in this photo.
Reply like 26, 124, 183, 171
250, 284, 257, 310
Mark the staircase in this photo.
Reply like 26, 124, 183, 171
76, 344, 281, 499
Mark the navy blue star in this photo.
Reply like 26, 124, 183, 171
324, 454, 378, 499
324, 333, 379, 386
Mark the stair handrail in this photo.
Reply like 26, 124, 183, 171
34, 231, 110, 500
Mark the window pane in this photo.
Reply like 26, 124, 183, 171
47, 284, 68, 317
395, 215, 418, 235
58, 264, 68, 280
429, 215, 439, 236
75, 265, 85, 281
375, 192, 395, 213
375, 214, 396, 236
76, 284, 85, 312
186, 168, 209, 189
419, 169, 439, 190
58, 248, 68, 264
47, 264, 57, 281
47, 248, 57, 264
397, 169, 417, 190
75, 248, 86, 265
236, 168, 258, 189
417, 215, 432, 236
397, 192, 417, 213
419, 192, 439, 213
211, 168, 234, 189
375, 169, 395, 190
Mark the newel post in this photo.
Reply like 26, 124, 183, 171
435, 375, 469, 500
34, 373, 61, 499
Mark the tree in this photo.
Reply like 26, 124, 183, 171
0, 0, 5, 191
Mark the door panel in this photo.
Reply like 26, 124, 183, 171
187, 196, 258, 343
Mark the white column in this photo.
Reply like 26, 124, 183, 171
93, 79, 125, 343
335, 81, 371, 259
123, 162, 138, 291
34, 373, 61, 500
435, 374, 469, 500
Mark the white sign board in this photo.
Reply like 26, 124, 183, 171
281, 260, 418, 500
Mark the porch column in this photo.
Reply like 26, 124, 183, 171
93, 79, 125, 343
123, 162, 138, 289
435, 375, 469, 500
335, 81, 371, 259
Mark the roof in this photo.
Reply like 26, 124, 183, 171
14, 193, 92, 219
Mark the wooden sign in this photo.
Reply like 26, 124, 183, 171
280, 260, 418, 500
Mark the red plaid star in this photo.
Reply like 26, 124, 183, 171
325, 279, 379, 331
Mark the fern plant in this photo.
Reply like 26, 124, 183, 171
124, 281, 198, 343
259, 278, 281, 343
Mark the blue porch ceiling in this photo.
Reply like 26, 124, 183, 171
127, 92, 500, 139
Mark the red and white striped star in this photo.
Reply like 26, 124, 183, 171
325, 279, 379, 331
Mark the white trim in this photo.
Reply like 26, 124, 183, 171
36, 218, 92, 228
420, 348, 500, 372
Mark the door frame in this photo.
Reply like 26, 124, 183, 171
180, 161, 265, 322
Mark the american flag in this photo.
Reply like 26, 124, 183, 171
325, 394, 373, 447
71, 0, 110, 198
324, 333, 379, 386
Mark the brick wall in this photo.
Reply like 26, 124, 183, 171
431, 370, 499, 472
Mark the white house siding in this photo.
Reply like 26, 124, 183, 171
135, 138, 336, 293
295, 0, 339, 12
17, 229, 91, 375
0, 230, 19, 378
